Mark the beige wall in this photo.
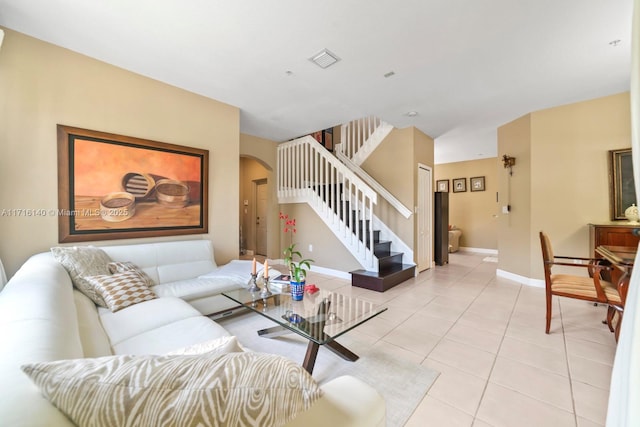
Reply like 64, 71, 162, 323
278, 203, 362, 273
529, 92, 631, 277
435, 157, 499, 249
361, 127, 424, 250
497, 115, 533, 276
497, 92, 631, 279
0, 28, 240, 276
361, 126, 434, 262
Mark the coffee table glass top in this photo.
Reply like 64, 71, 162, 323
222, 287, 387, 345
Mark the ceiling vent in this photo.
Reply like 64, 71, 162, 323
309, 49, 340, 69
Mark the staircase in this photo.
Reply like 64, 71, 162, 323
349, 232, 416, 292
277, 125, 415, 292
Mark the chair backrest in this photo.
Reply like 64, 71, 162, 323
539, 231, 554, 287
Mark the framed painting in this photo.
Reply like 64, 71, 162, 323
609, 148, 636, 220
470, 176, 485, 192
57, 125, 208, 243
310, 128, 334, 151
436, 179, 449, 192
452, 178, 467, 193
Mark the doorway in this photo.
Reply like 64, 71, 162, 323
417, 164, 433, 271
254, 179, 268, 256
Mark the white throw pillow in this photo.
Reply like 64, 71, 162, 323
167, 335, 243, 356
85, 270, 156, 312
51, 246, 112, 307
22, 352, 322, 427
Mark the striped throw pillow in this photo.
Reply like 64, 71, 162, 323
22, 352, 323, 427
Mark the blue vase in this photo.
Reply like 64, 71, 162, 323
290, 281, 305, 301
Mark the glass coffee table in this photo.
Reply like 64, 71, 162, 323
222, 287, 387, 374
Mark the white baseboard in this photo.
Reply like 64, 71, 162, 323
309, 265, 351, 280
459, 247, 499, 255
496, 269, 545, 288
270, 258, 351, 280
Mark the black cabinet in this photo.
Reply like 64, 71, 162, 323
434, 192, 449, 265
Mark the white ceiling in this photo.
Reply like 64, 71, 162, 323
0, 0, 633, 164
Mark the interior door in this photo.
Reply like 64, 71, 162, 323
417, 165, 433, 271
255, 180, 268, 256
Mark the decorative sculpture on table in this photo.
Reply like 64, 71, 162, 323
625, 204, 639, 224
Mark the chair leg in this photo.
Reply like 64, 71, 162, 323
606, 306, 615, 333
615, 310, 623, 342
545, 293, 552, 334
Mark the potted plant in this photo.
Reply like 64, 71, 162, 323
280, 213, 314, 301
283, 243, 313, 283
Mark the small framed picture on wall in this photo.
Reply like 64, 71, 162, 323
452, 178, 466, 193
436, 179, 449, 192
470, 176, 486, 192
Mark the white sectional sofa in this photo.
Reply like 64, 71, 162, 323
0, 239, 385, 427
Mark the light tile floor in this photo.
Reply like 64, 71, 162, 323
273, 251, 617, 427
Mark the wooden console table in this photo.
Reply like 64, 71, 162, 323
589, 223, 640, 259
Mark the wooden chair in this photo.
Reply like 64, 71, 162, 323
539, 231, 621, 334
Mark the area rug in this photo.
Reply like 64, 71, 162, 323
217, 312, 439, 427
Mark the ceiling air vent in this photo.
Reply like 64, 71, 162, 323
309, 49, 340, 69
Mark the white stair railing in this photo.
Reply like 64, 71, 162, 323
278, 136, 378, 270
338, 116, 393, 166
336, 117, 412, 219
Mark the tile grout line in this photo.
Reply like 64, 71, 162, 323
560, 298, 580, 427
469, 279, 523, 425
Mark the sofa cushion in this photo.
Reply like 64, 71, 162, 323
112, 316, 231, 355
101, 240, 217, 285
107, 261, 156, 287
51, 246, 112, 307
22, 352, 323, 427
97, 297, 202, 345
152, 277, 243, 301
167, 335, 243, 356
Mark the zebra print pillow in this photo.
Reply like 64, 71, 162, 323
22, 352, 322, 427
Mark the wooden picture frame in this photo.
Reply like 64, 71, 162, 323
470, 176, 486, 192
310, 128, 334, 151
436, 179, 449, 192
57, 125, 208, 243
609, 148, 636, 220
452, 178, 466, 193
